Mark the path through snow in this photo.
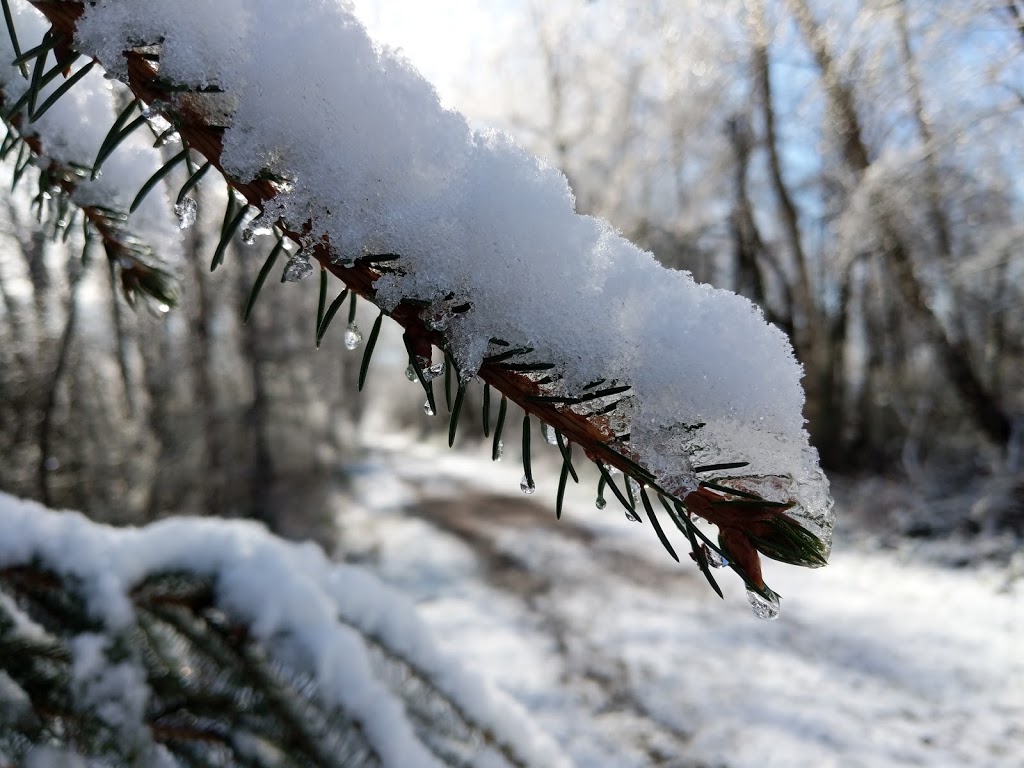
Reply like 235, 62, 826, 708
338, 437, 1022, 768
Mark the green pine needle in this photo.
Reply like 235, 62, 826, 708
130, 147, 189, 214
448, 381, 466, 447
491, 396, 507, 462
641, 488, 678, 562
596, 463, 636, 514
444, 352, 454, 413
556, 442, 574, 520
402, 335, 437, 417
347, 291, 358, 323
93, 100, 143, 178
315, 288, 349, 346
357, 312, 384, 391
521, 414, 534, 488
26, 35, 51, 118
10, 33, 56, 69
1, 0, 27, 78
29, 60, 94, 123
483, 346, 533, 365
242, 236, 286, 323
692, 461, 750, 473
662, 495, 724, 599
176, 160, 211, 207
482, 383, 491, 438
316, 265, 328, 337
210, 194, 247, 271
554, 430, 579, 484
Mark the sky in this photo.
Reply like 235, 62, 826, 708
352, 0, 517, 110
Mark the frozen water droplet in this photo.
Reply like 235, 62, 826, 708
241, 227, 256, 245
405, 365, 418, 382
624, 509, 641, 523
423, 401, 435, 416
495, 440, 504, 460
704, 545, 729, 569
174, 197, 197, 230
282, 255, 313, 282
422, 362, 445, 382
520, 476, 536, 495
344, 324, 362, 350
746, 588, 781, 621
543, 424, 558, 445
595, 496, 607, 510
247, 213, 273, 237
157, 303, 170, 314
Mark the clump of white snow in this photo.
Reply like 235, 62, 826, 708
69, 0, 830, 536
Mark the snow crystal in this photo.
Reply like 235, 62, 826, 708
69, 0, 830, 536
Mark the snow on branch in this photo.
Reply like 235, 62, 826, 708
0, 492, 574, 768
10, 0, 833, 608
0, 0, 180, 308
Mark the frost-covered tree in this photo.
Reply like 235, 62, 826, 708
0, 0, 837, 763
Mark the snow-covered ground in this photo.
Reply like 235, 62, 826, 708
339, 435, 1023, 768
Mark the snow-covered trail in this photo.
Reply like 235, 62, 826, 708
338, 437, 1022, 768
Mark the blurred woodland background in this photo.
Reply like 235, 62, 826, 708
1, 0, 1021, 548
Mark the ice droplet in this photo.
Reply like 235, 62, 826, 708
595, 496, 607, 510
624, 509, 641, 523
344, 324, 362, 350
520, 476, 536, 495
405, 365, 418, 382
156, 130, 180, 147
248, 213, 273, 237
746, 588, 781, 621
704, 545, 729, 569
422, 362, 445, 382
543, 423, 558, 445
241, 228, 257, 245
282, 255, 313, 282
495, 440, 504, 460
174, 197, 197, 230
423, 401, 435, 416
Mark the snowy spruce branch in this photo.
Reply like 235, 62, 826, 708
3, 0, 834, 609
0, 3, 179, 309
0, 493, 574, 768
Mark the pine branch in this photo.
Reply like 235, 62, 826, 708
0, 81, 179, 309
20, 1, 831, 604
0, 498, 571, 767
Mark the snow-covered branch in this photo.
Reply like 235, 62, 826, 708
0, 492, 573, 768
7, 0, 833, 603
